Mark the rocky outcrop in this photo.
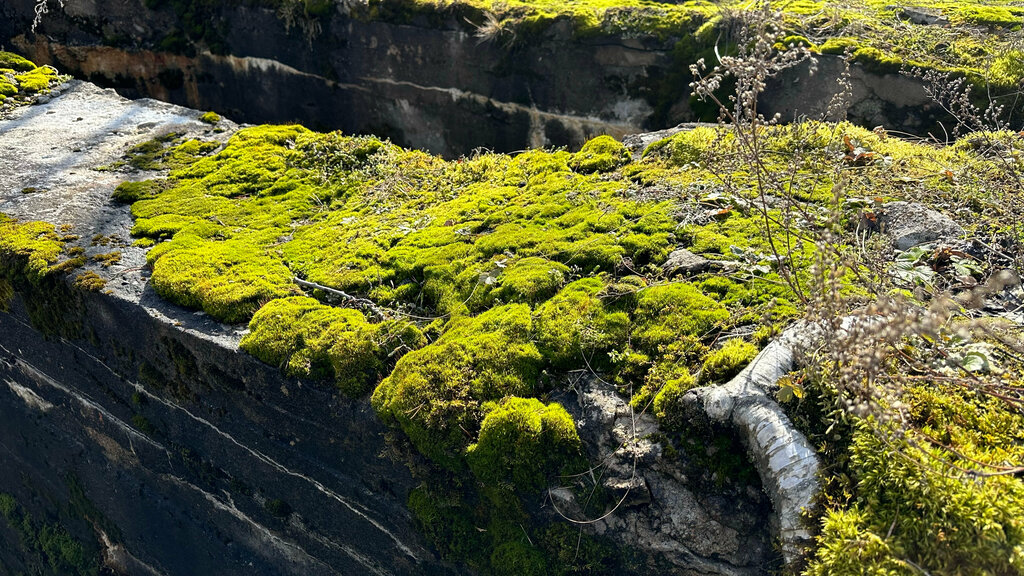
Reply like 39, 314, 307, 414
879, 201, 965, 250
552, 377, 775, 575
2, 0, 671, 156
1, 0, 951, 156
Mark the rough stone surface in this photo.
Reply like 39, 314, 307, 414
662, 247, 712, 276
763, 54, 941, 132
879, 201, 965, 250
553, 377, 775, 575
890, 6, 949, 26
3, 1, 956, 156
1, 0, 668, 156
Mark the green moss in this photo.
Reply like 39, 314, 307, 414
491, 256, 569, 304
112, 180, 163, 203
91, 251, 122, 267
0, 216, 67, 281
13, 66, 57, 95
570, 135, 631, 174
241, 296, 425, 396
534, 277, 627, 368
149, 235, 300, 323
112, 116, 1024, 574
817, 37, 860, 55
700, 338, 757, 384
490, 541, 547, 576
467, 396, 582, 492
407, 484, 489, 568
954, 6, 1021, 28
632, 283, 728, 352
199, 110, 222, 124
0, 51, 37, 72
650, 368, 696, 432
72, 272, 106, 292
0, 492, 99, 576
372, 304, 543, 468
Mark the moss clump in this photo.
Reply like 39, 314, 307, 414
112, 180, 163, 203
700, 338, 757, 384
0, 51, 36, 72
534, 277, 627, 368
817, 37, 860, 55
91, 251, 122, 267
14, 66, 56, 94
149, 235, 300, 323
954, 6, 1021, 28
650, 368, 696, 432
199, 110, 222, 124
632, 283, 729, 352
0, 215, 67, 281
241, 296, 425, 396
570, 135, 631, 174
372, 304, 543, 468
467, 396, 582, 492
490, 257, 569, 304
72, 272, 106, 292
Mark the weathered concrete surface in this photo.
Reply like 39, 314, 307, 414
763, 55, 939, 130
1, 0, 956, 156
2, 0, 667, 156
552, 377, 776, 576
0, 83, 455, 575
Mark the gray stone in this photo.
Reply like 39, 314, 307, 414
622, 123, 714, 157
662, 247, 711, 276
878, 201, 964, 250
602, 476, 652, 509
555, 376, 772, 575
888, 6, 949, 26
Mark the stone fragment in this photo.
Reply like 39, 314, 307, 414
602, 476, 651, 509
889, 6, 949, 26
662, 247, 711, 275
879, 201, 964, 250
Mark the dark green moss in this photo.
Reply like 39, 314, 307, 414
467, 396, 582, 492
112, 180, 164, 203
372, 304, 542, 468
